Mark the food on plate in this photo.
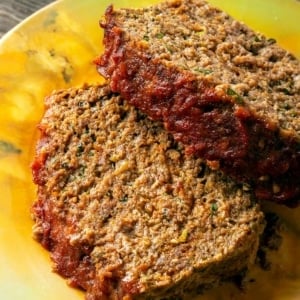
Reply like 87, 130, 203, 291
31, 84, 264, 300
96, 0, 300, 206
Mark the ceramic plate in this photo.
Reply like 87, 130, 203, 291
0, 0, 299, 299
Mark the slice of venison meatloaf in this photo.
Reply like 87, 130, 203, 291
31, 84, 264, 300
95, 0, 300, 206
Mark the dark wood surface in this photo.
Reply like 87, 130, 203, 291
0, 0, 55, 38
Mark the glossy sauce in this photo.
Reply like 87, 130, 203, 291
0, 0, 299, 299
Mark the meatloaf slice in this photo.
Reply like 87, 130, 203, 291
31, 84, 264, 300
95, 0, 300, 206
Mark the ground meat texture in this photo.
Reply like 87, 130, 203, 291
32, 85, 264, 300
95, 0, 300, 206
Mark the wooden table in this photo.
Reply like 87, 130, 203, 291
0, 0, 55, 38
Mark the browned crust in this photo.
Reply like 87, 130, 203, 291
95, 5, 300, 206
31, 86, 118, 300
32, 126, 98, 295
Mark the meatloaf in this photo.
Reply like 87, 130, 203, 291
95, 0, 300, 206
31, 84, 264, 300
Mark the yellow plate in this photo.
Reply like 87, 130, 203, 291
0, 0, 299, 299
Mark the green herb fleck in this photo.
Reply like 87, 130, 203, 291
165, 45, 174, 54
194, 67, 213, 75
143, 35, 150, 41
61, 162, 69, 169
227, 88, 237, 96
0, 140, 21, 155
267, 38, 276, 45
211, 202, 218, 214
281, 88, 292, 96
78, 165, 86, 176
120, 195, 128, 202
254, 35, 261, 42
227, 88, 244, 105
88, 150, 95, 157
156, 32, 165, 39
76, 144, 84, 156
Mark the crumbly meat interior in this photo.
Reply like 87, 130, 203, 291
116, 0, 300, 135
32, 85, 264, 300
